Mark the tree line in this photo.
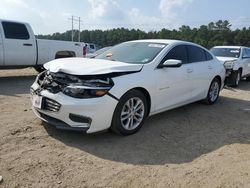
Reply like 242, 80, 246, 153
37, 20, 250, 49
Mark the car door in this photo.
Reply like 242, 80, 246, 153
187, 45, 214, 100
242, 48, 250, 76
0, 23, 4, 65
154, 45, 194, 112
1, 21, 36, 66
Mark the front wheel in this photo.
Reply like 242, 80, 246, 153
231, 70, 241, 87
205, 78, 221, 105
111, 90, 148, 136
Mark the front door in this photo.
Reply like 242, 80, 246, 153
1, 21, 36, 66
154, 45, 194, 112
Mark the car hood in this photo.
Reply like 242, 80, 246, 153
44, 58, 143, 75
216, 56, 238, 63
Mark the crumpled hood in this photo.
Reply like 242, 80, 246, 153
216, 56, 238, 64
44, 58, 143, 75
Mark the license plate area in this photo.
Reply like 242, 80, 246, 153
32, 95, 43, 109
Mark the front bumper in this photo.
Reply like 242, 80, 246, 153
224, 69, 237, 85
31, 82, 118, 133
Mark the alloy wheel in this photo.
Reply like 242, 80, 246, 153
120, 97, 145, 131
209, 81, 220, 102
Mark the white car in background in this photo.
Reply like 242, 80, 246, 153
211, 46, 250, 87
31, 40, 225, 135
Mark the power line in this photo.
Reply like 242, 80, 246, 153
68, 15, 83, 42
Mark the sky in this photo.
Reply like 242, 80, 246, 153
0, 0, 250, 35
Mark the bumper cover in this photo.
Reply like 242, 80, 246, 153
31, 82, 118, 133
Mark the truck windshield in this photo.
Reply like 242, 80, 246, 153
211, 48, 241, 58
95, 42, 167, 64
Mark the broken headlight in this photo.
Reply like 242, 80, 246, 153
224, 61, 235, 69
63, 81, 114, 99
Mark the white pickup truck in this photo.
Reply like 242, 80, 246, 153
0, 19, 86, 72
211, 46, 250, 87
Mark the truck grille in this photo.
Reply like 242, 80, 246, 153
42, 98, 61, 112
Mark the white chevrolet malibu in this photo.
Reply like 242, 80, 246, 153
31, 40, 225, 135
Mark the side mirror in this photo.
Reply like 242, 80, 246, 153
160, 59, 182, 68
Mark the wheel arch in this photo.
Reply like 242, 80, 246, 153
55, 51, 76, 59
238, 67, 243, 74
129, 87, 151, 117
214, 75, 222, 88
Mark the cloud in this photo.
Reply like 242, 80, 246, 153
6, 0, 29, 8
87, 0, 124, 20
127, 0, 195, 31
230, 16, 250, 29
128, 8, 173, 30
159, 0, 194, 19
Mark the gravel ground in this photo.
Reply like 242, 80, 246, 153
0, 68, 250, 188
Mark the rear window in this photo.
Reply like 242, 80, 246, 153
2, 22, 30, 40
205, 51, 213, 61
187, 45, 207, 63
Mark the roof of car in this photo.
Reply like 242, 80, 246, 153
128, 39, 207, 47
213, 46, 246, 49
129, 39, 186, 44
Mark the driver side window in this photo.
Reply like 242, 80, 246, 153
161, 45, 188, 64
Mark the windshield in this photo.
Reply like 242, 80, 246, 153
211, 48, 241, 58
95, 42, 167, 64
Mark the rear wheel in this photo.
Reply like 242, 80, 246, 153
205, 78, 221, 105
111, 90, 148, 136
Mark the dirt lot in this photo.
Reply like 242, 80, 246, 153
0, 68, 250, 188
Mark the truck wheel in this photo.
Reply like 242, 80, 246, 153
111, 90, 148, 136
231, 70, 241, 87
34, 66, 45, 73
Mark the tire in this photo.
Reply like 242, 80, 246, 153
205, 78, 221, 105
111, 90, 148, 136
231, 70, 241, 87
246, 76, 250, 81
34, 66, 45, 73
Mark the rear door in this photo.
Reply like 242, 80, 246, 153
0, 23, 4, 65
1, 21, 36, 66
187, 45, 214, 100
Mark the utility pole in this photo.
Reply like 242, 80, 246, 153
78, 17, 81, 42
71, 15, 74, 42
68, 16, 83, 42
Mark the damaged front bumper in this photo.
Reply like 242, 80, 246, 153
30, 71, 119, 133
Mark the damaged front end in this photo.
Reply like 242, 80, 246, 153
34, 71, 115, 99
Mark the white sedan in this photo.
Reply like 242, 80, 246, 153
31, 40, 225, 135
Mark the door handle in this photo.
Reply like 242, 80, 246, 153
23, 43, 33, 46
187, 69, 193, 73
208, 66, 213, 70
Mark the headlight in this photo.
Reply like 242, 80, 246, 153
224, 61, 235, 69
63, 84, 113, 99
